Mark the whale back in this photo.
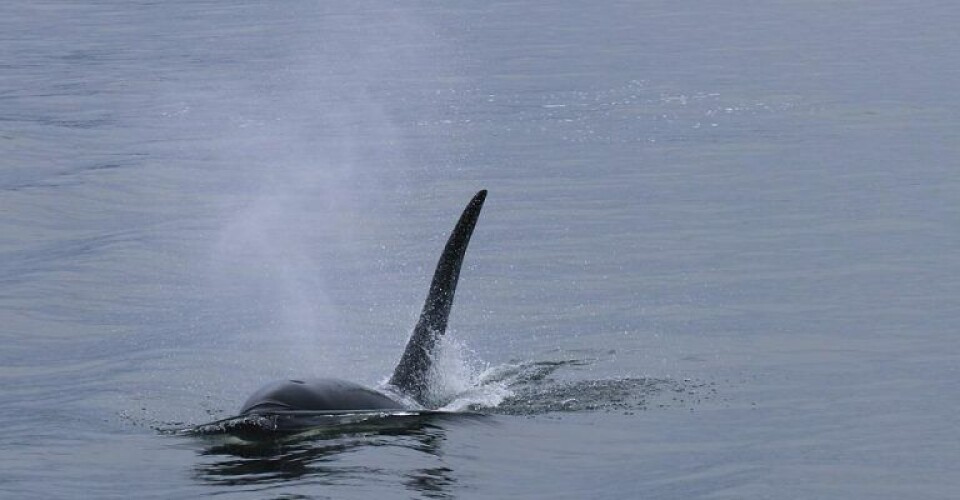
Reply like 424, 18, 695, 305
240, 378, 404, 414
388, 190, 487, 404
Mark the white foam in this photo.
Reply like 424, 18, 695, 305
427, 338, 513, 411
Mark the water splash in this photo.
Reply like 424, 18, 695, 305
153, 339, 714, 439
421, 340, 714, 416
426, 337, 512, 411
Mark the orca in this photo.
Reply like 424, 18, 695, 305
238, 190, 487, 415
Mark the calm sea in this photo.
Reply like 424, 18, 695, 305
1, 1, 958, 498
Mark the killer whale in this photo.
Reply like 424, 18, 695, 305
239, 190, 487, 415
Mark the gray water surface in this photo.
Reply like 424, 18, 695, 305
1, 1, 958, 498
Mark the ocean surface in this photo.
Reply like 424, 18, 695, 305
1, 1, 958, 498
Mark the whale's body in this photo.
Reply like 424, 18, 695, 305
240, 378, 404, 414
239, 190, 487, 415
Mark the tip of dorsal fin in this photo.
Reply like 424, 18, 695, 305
389, 190, 487, 404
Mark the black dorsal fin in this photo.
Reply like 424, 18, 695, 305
389, 190, 487, 404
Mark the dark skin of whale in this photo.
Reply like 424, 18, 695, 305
240, 378, 404, 414
239, 190, 487, 415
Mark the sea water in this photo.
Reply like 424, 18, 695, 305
1, 1, 958, 498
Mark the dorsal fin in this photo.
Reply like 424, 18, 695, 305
389, 190, 487, 404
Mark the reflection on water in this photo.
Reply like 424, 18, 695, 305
183, 355, 705, 497
197, 439, 367, 485
185, 356, 711, 497
193, 414, 471, 498
404, 466, 456, 499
